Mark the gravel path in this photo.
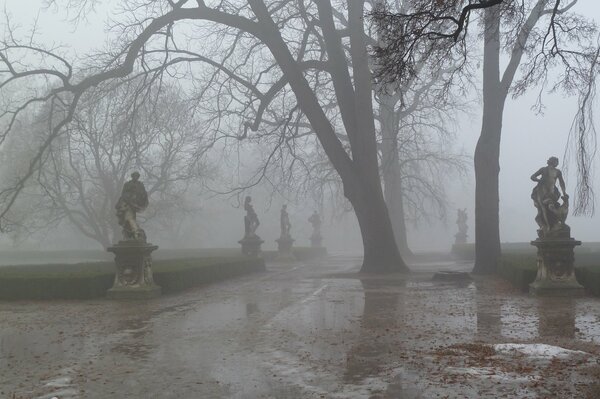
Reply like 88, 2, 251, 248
1, 256, 600, 398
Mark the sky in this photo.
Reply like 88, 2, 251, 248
1, 0, 600, 252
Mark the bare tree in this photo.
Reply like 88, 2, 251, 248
34, 79, 208, 248
1, 0, 440, 272
472, 1, 598, 273
373, 0, 599, 273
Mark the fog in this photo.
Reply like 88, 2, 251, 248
0, 0, 598, 256
3, 2, 600, 398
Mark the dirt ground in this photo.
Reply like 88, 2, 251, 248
1, 255, 599, 398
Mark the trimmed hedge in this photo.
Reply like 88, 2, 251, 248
498, 254, 538, 292
0, 256, 265, 300
451, 243, 475, 260
499, 252, 600, 295
153, 257, 265, 293
261, 246, 328, 261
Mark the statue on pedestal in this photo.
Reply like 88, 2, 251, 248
276, 204, 295, 260
308, 211, 323, 248
243, 195, 260, 238
239, 196, 263, 256
116, 171, 148, 242
530, 156, 570, 239
454, 208, 468, 244
108, 171, 160, 299
280, 205, 291, 238
529, 156, 583, 296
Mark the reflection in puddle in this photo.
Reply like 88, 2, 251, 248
500, 302, 538, 340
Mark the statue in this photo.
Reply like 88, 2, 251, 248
529, 156, 583, 296
275, 204, 295, 260
308, 211, 321, 236
280, 205, 291, 238
107, 171, 160, 299
454, 208, 468, 244
308, 211, 323, 248
243, 196, 260, 237
239, 195, 263, 256
530, 156, 570, 238
116, 171, 148, 242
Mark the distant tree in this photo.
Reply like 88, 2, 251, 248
35, 79, 208, 248
1, 0, 430, 272
373, 0, 599, 273
377, 73, 469, 258
472, 1, 598, 273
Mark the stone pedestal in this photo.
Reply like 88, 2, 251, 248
239, 234, 264, 257
310, 233, 323, 248
529, 238, 584, 296
454, 232, 467, 245
107, 241, 161, 299
276, 236, 295, 261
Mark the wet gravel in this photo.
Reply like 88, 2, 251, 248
1, 256, 600, 398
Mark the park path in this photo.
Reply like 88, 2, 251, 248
2, 255, 600, 398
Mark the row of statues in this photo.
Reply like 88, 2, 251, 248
118, 156, 570, 248
243, 195, 322, 243
113, 176, 323, 247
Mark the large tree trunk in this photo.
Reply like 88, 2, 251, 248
252, 0, 408, 273
473, 105, 503, 273
384, 176, 413, 258
473, 6, 507, 274
344, 170, 409, 273
380, 93, 413, 258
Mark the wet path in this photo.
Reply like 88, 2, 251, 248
2, 256, 600, 398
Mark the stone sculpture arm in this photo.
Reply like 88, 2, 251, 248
530, 168, 544, 182
557, 170, 567, 197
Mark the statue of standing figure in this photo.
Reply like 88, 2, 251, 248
280, 205, 291, 238
116, 171, 148, 242
308, 210, 323, 248
244, 196, 260, 237
530, 156, 570, 238
308, 211, 321, 236
454, 208, 468, 244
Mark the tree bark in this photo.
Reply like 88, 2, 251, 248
380, 95, 413, 258
473, 6, 506, 274
250, 0, 408, 273
384, 174, 413, 258
344, 170, 409, 273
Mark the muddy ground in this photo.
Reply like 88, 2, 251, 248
1, 256, 599, 398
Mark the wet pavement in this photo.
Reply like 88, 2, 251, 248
1, 256, 600, 398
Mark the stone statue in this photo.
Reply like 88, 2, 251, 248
455, 208, 468, 244
280, 205, 291, 238
308, 210, 323, 248
244, 196, 260, 237
529, 157, 583, 296
308, 211, 321, 236
116, 171, 148, 242
530, 156, 570, 238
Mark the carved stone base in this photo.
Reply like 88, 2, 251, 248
454, 232, 467, 245
106, 241, 161, 299
239, 235, 264, 257
276, 236, 296, 261
310, 233, 323, 248
529, 238, 584, 297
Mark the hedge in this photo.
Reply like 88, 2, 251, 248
498, 252, 600, 295
0, 256, 265, 300
262, 246, 327, 261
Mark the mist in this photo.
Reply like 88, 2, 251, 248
1, 1, 600, 398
